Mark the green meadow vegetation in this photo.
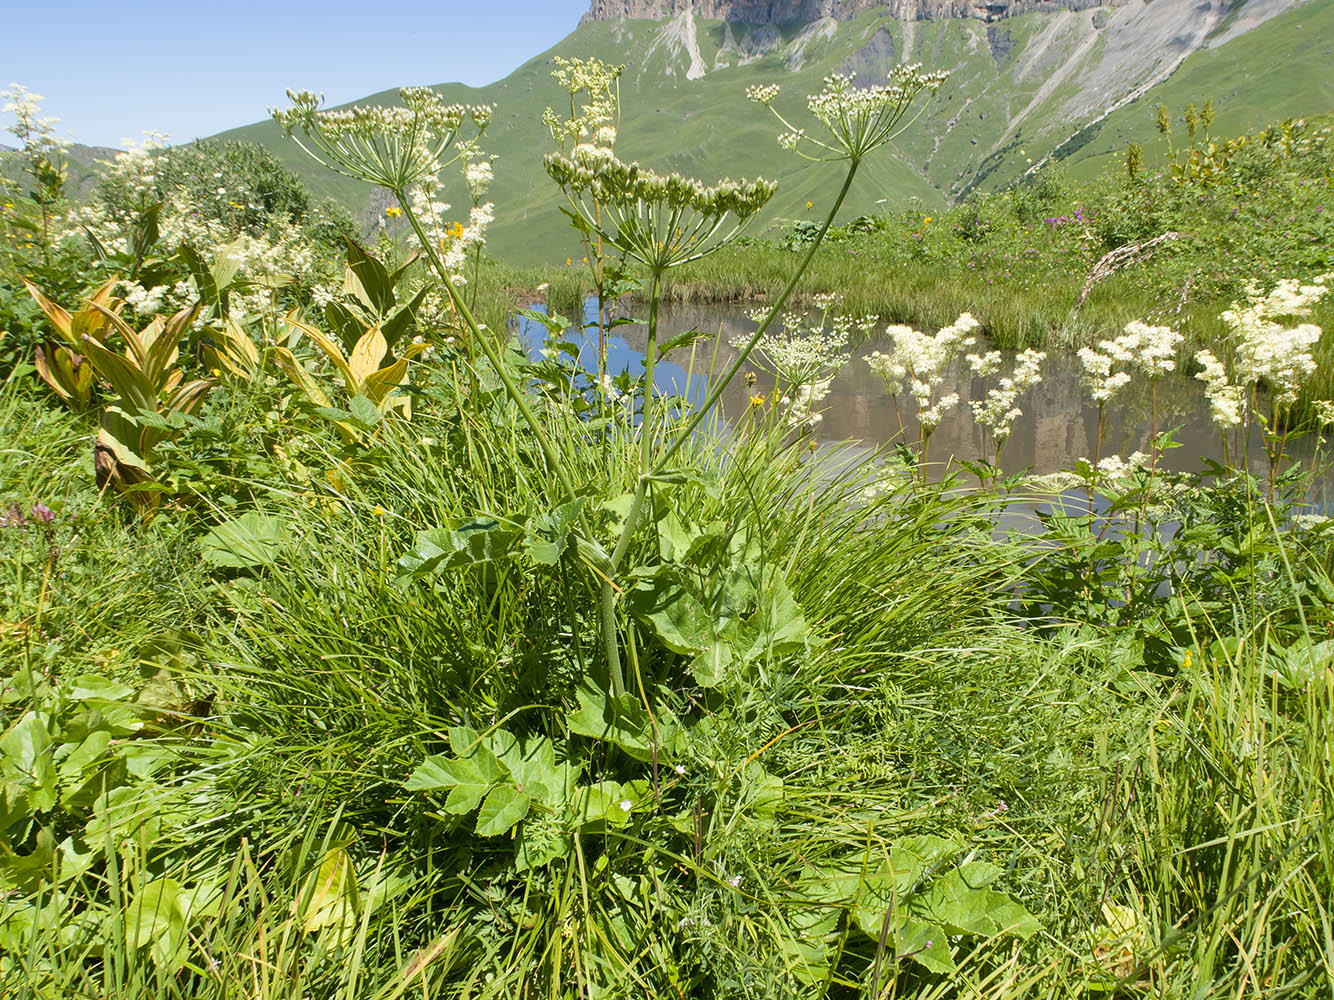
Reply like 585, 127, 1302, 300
2, 55, 1334, 1000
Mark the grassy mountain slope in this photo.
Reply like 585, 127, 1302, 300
1055, 0, 1334, 182
1, 143, 121, 201
211, 0, 1332, 265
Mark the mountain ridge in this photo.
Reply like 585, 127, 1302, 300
205, 0, 1332, 265
583, 0, 1124, 26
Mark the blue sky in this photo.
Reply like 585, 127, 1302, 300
3, 1, 589, 148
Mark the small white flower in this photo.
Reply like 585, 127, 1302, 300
674, 763, 686, 776
618, 799, 632, 812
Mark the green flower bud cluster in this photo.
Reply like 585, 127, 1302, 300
544, 146, 776, 270
271, 88, 492, 192
545, 148, 775, 220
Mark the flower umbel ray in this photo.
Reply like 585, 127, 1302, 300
544, 145, 776, 270
748, 63, 950, 163
271, 88, 492, 192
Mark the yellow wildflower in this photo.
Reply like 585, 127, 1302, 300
806, 201, 813, 210
923, 216, 932, 225
748, 393, 765, 409
385, 205, 402, 218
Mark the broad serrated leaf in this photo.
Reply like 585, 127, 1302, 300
898, 916, 956, 973
126, 878, 189, 971
475, 784, 530, 836
568, 683, 659, 762
629, 580, 713, 655
396, 519, 523, 584
525, 497, 586, 565
404, 755, 495, 814
913, 862, 1039, 940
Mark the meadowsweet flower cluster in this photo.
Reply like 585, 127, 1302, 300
970, 348, 1045, 446
1076, 347, 1132, 403
1193, 349, 1244, 429
1219, 274, 1330, 405
272, 88, 491, 191
748, 65, 950, 163
1111, 320, 1183, 378
866, 314, 979, 432
464, 157, 494, 199
2, 83, 71, 156
1077, 319, 1182, 407
543, 57, 623, 153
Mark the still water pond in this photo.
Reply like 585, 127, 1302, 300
518, 299, 1331, 501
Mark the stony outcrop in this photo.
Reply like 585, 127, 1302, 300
582, 0, 1128, 25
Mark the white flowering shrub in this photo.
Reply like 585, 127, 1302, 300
866, 313, 980, 477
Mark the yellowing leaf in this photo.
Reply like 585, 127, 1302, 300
348, 326, 388, 388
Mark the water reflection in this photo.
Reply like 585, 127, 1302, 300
516, 298, 1332, 503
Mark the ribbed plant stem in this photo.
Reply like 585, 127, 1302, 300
597, 161, 859, 691
655, 160, 860, 471
397, 192, 580, 507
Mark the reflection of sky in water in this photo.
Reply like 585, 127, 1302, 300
515, 297, 1334, 510
516, 298, 709, 410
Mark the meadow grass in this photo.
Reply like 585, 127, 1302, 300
4, 352, 1332, 997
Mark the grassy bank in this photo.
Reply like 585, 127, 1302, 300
3, 362, 1332, 996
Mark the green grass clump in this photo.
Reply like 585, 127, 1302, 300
3, 348, 1333, 995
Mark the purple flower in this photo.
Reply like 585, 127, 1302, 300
30, 503, 54, 524
2, 504, 24, 528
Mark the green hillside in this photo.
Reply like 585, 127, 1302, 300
210, 0, 1334, 265
1059, 0, 1334, 182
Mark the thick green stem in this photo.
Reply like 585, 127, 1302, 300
640, 270, 663, 474
397, 192, 580, 507
609, 160, 859, 568
597, 271, 661, 696
656, 160, 860, 471
596, 162, 859, 692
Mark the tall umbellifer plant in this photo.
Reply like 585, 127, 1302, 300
274, 62, 949, 696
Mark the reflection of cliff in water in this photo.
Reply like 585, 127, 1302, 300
520, 300, 1324, 485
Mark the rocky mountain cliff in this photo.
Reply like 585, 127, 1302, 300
582, 0, 1122, 25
